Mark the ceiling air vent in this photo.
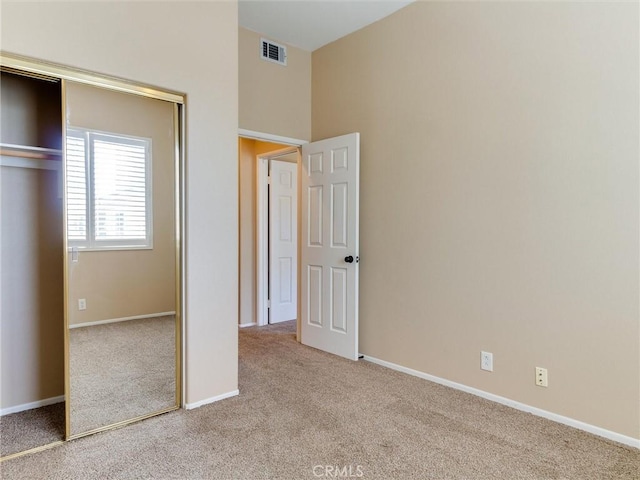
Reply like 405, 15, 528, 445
261, 38, 287, 66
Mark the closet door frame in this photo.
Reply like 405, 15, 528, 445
0, 51, 186, 449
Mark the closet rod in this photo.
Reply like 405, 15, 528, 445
0, 156, 60, 171
0, 143, 62, 160
0, 144, 62, 170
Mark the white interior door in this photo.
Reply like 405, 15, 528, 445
301, 133, 359, 360
269, 160, 298, 323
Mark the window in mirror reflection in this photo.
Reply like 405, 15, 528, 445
66, 129, 152, 249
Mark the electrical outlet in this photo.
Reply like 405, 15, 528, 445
481, 351, 493, 372
535, 367, 548, 387
78, 298, 87, 311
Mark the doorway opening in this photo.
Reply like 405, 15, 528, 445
238, 133, 303, 338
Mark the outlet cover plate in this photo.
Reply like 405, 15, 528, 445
535, 367, 548, 387
481, 351, 493, 372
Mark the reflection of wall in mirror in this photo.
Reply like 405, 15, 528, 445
66, 83, 176, 327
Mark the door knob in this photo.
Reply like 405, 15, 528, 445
345, 256, 354, 263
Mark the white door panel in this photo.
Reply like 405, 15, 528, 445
301, 133, 359, 360
269, 160, 297, 323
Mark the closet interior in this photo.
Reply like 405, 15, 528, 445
0, 70, 66, 457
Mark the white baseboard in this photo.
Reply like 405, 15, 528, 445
363, 355, 640, 449
1, 395, 64, 417
185, 389, 239, 410
69, 311, 176, 329
238, 322, 257, 328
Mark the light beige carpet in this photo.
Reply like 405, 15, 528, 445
1, 320, 638, 479
0, 403, 64, 457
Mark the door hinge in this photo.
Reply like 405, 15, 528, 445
266, 175, 271, 185
267, 299, 271, 308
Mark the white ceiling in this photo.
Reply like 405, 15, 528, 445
239, 1, 414, 52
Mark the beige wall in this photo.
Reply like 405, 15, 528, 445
1, 1, 239, 405
239, 27, 311, 141
66, 82, 176, 326
238, 138, 291, 326
313, 2, 639, 439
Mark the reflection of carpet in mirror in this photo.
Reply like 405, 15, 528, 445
0, 403, 65, 457
69, 315, 176, 435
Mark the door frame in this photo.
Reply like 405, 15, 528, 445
256, 147, 300, 327
238, 129, 306, 335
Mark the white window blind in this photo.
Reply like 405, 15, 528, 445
66, 129, 152, 249
66, 135, 87, 241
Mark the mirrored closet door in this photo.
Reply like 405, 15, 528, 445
65, 81, 181, 438
0, 54, 183, 459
